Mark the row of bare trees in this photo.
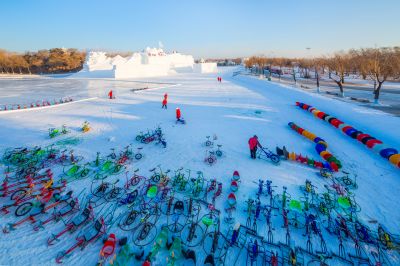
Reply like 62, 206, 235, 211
0, 48, 86, 74
245, 47, 400, 102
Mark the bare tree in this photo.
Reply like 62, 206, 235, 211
326, 52, 349, 97
361, 47, 400, 103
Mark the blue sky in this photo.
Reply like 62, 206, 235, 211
1, 0, 399, 58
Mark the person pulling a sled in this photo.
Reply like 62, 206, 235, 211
248, 135, 262, 159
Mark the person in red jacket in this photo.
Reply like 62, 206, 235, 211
162, 97, 167, 109
248, 135, 262, 159
108, 90, 114, 99
176, 107, 181, 121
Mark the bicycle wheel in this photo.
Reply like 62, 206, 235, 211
118, 210, 140, 231
132, 222, 157, 246
215, 150, 223, 157
129, 176, 141, 187
151, 174, 160, 183
181, 222, 204, 247
134, 153, 143, 160
207, 157, 215, 164
11, 188, 28, 201
15, 202, 33, 216
203, 231, 228, 260
105, 187, 123, 202
270, 155, 280, 164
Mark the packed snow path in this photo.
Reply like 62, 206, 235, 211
0, 68, 399, 265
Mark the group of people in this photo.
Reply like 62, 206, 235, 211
161, 93, 183, 123
109, 88, 261, 159
217, 76, 222, 82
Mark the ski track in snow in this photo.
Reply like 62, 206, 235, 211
0, 67, 399, 265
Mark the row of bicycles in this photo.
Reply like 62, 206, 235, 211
232, 170, 400, 266
1, 142, 399, 265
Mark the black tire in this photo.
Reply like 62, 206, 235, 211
135, 136, 142, 142
130, 176, 141, 187
15, 202, 33, 217
133, 223, 157, 246
152, 174, 160, 183
270, 155, 280, 164
207, 157, 214, 164
206, 141, 212, 147
11, 189, 28, 201
215, 150, 222, 157
135, 153, 143, 160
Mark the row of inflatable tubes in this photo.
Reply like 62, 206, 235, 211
285, 149, 331, 170
0, 98, 73, 111
295, 102, 400, 168
288, 122, 342, 172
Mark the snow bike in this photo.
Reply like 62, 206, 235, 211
55, 218, 106, 263
205, 136, 214, 147
82, 121, 91, 133
204, 150, 217, 165
47, 204, 94, 245
49, 125, 69, 139
3, 191, 73, 233
215, 144, 223, 157
257, 147, 280, 164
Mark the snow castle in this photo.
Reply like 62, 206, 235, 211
73, 47, 217, 79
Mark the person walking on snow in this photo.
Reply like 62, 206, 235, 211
108, 90, 114, 99
162, 97, 168, 109
248, 135, 262, 159
176, 107, 181, 121
164, 93, 168, 99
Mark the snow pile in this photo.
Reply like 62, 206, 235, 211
193, 62, 218, 73
72, 47, 217, 79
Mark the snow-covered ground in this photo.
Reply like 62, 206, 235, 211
0, 67, 399, 265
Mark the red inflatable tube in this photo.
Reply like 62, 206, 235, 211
330, 162, 339, 172
357, 133, 370, 142
366, 139, 383, 148
317, 112, 326, 119
331, 119, 343, 128
342, 126, 352, 133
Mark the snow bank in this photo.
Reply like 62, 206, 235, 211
193, 62, 218, 73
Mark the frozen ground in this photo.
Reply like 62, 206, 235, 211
0, 67, 399, 265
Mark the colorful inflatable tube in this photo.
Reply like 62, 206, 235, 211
0, 97, 73, 112
295, 102, 400, 168
288, 122, 342, 171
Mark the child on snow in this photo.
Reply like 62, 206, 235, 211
176, 107, 181, 121
108, 90, 114, 99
